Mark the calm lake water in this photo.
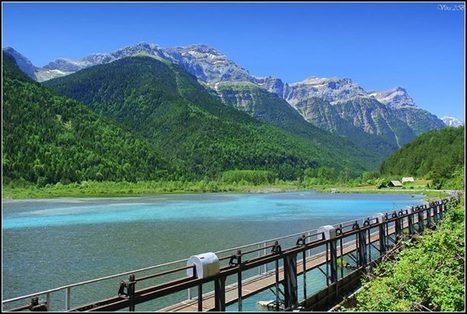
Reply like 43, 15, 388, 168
3, 191, 424, 310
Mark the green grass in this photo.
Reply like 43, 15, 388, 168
307, 179, 452, 200
3, 178, 453, 200
2, 180, 302, 199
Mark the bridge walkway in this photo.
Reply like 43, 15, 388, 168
161, 226, 394, 312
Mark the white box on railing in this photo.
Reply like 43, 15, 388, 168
318, 225, 336, 240
187, 252, 220, 279
372, 213, 385, 224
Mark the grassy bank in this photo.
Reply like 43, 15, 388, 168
2, 180, 302, 199
341, 196, 465, 312
311, 182, 449, 201
3, 178, 453, 200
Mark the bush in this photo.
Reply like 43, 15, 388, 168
222, 170, 277, 185
345, 198, 465, 311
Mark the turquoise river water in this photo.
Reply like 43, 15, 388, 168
2, 191, 424, 311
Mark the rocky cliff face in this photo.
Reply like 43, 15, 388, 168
251, 75, 445, 148
214, 83, 397, 158
284, 77, 367, 106
163, 45, 253, 83
368, 87, 416, 109
253, 76, 289, 98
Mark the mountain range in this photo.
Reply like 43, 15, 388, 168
5, 43, 449, 151
3, 42, 456, 184
5, 48, 388, 185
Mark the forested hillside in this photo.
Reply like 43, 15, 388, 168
45, 56, 376, 180
380, 126, 464, 188
3, 52, 174, 185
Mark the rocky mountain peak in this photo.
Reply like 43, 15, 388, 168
183, 44, 221, 54
253, 76, 288, 98
3, 47, 37, 80
163, 44, 253, 83
285, 76, 366, 105
369, 87, 416, 109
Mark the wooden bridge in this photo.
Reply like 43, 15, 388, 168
3, 196, 460, 312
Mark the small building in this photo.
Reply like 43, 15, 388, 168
402, 177, 415, 183
389, 180, 403, 187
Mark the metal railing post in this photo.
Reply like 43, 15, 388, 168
214, 277, 226, 311
128, 274, 136, 312
46, 292, 51, 311
357, 228, 367, 267
379, 216, 387, 254
237, 250, 243, 312
408, 209, 414, 235
418, 207, 425, 233
65, 287, 71, 311
296, 234, 307, 299
257, 243, 261, 275
325, 242, 329, 286
283, 254, 298, 309
426, 205, 432, 227
329, 239, 338, 284
197, 284, 203, 311
439, 202, 444, 220
395, 212, 402, 241
272, 240, 282, 311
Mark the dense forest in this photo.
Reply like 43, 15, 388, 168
3, 52, 176, 185
380, 126, 464, 188
44, 56, 375, 180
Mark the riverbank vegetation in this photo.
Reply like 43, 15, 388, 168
2, 176, 451, 200
2, 178, 301, 199
342, 197, 465, 312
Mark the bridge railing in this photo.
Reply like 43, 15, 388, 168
2, 195, 460, 312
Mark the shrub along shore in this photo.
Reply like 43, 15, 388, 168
2, 177, 452, 200
341, 196, 465, 312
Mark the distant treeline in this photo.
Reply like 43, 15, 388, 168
380, 126, 464, 189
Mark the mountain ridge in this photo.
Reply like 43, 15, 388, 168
4, 43, 448, 151
43, 55, 379, 179
3, 51, 176, 185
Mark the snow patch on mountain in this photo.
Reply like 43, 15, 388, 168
441, 116, 464, 127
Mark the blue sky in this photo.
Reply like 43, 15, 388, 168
2, 2, 465, 120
